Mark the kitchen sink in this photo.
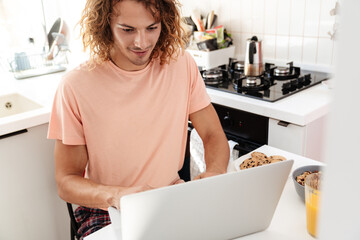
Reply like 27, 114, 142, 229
0, 93, 43, 118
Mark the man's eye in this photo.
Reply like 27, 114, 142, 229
122, 28, 134, 32
147, 27, 158, 31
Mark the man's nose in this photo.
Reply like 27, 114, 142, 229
134, 31, 147, 49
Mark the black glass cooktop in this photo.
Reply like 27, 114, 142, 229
203, 63, 330, 102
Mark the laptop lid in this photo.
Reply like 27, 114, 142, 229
110, 159, 294, 240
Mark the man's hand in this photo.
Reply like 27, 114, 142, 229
108, 185, 153, 210
173, 179, 185, 184
194, 171, 224, 180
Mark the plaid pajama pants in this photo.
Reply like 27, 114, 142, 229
74, 206, 111, 239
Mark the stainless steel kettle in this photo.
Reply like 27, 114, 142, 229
244, 36, 263, 76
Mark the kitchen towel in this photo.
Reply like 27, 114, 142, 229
189, 128, 239, 180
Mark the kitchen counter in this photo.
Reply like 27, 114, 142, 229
207, 82, 332, 126
0, 66, 332, 136
0, 70, 63, 135
85, 145, 322, 240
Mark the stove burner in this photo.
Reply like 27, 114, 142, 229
245, 77, 261, 86
202, 68, 223, 85
234, 76, 271, 92
234, 62, 244, 72
266, 61, 301, 80
274, 67, 290, 76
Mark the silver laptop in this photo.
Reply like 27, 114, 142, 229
108, 159, 294, 240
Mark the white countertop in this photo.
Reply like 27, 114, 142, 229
0, 70, 63, 135
0, 64, 332, 136
85, 145, 323, 240
207, 82, 332, 126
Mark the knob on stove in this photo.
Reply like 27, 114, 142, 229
297, 76, 305, 88
223, 113, 233, 127
304, 74, 312, 85
233, 71, 243, 80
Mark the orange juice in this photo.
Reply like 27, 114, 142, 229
305, 188, 320, 237
305, 172, 321, 238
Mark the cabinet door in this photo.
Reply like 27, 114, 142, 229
0, 124, 68, 240
268, 118, 306, 156
268, 116, 327, 161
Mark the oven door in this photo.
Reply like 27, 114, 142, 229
212, 103, 268, 156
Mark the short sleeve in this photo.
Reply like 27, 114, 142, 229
47, 76, 86, 145
187, 53, 211, 114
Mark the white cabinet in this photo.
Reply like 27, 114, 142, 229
0, 123, 68, 240
268, 115, 328, 162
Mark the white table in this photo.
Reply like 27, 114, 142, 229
85, 145, 322, 240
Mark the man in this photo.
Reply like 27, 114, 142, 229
48, 0, 229, 238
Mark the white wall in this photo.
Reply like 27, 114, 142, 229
318, 0, 360, 239
0, 0, 45, 52
179, 0, 338, 69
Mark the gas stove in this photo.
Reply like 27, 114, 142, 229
201, 61, 330, 102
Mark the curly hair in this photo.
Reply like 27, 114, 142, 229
79, 0, 186, 66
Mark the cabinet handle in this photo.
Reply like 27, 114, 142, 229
0, 129, 28, 140
277, 121, 290, 127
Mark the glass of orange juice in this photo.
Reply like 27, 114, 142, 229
305, 172, 322, 238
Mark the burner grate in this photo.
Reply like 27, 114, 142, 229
234, 76, 271, 92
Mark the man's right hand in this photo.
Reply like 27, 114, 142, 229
108, 185, 153, 210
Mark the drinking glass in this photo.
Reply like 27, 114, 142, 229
305, 172, 321, 238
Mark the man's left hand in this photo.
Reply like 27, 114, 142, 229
194, 171, 224, 180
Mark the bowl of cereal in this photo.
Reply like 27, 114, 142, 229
292, 165, 323, 202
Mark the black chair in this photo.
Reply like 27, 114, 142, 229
178, 156, 191, 182
66, 202, 81, 240
178, 129, 192, 182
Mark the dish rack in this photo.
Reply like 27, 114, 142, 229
6, 50, 68, 80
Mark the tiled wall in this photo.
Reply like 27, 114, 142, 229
180, 0, 338, 70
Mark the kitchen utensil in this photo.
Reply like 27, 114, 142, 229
209, 14, 217, 29
206, 10, 215, 29
204, 13, 209, 29
202, 18, 207, 31
244, 36, 263, 76
191, 9, 204, 32
182, 16, 196, 30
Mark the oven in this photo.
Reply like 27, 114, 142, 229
212, 103, 268, 155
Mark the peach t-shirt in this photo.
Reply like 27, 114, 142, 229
48, 51, 210, 188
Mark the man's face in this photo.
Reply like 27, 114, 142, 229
110, 0, 161, 71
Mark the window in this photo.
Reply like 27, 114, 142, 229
0, 0, 46, 54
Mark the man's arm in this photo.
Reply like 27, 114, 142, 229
189, 104, 229, 179
54, 140, 150, 210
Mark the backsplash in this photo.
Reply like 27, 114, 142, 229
179, 0, 338, 70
